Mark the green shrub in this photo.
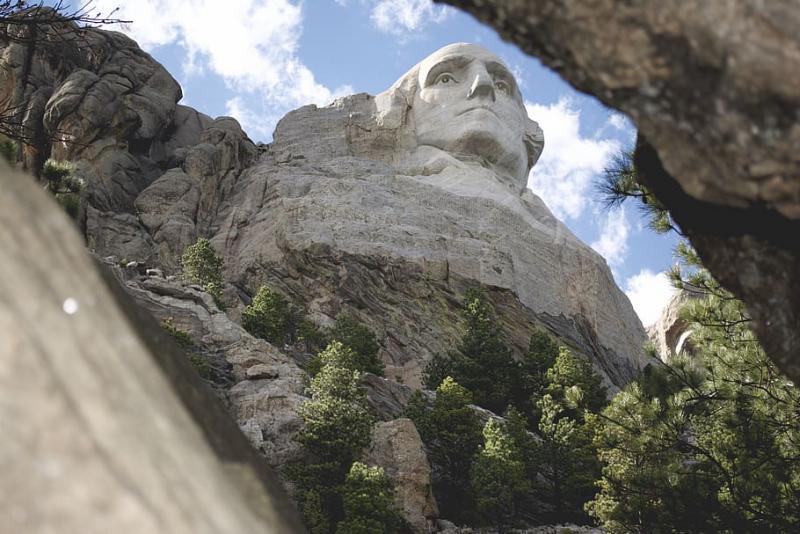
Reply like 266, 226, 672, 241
161, 317, 193, 349
406, 377, 482, 523
188, 353, 212, 379
242, 285, 296, 345
181, 238, 225, 309
471, 419, 530, 530
290, 341, 378, 532
42, 159, 74, 183
306, 315, 383, 377
160, 317, 210, 379
41, 159, 84, 220
0, 138, 17, 164
336, 462, 402, 534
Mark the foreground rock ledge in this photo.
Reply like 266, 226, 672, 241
436, 0, 800, 383
0, 167, 303, 533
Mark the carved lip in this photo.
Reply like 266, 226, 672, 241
456, 105, 500, 118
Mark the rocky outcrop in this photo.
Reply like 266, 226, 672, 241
647, 290, 702, 361
435, 0, 800, 384
0, 19, 649, 391
1, 19, 657, 530
212, 92, 646, 389
362, 373, 420, 421
0, 17, 257, 271
363, 418, 439, 533
1, 167, 304, 533
107, 263, 310, 470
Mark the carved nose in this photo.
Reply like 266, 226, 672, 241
467, 71, 495, 101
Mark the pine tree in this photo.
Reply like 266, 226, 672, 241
589, 152, 800, 533
471, 418, 530, 531
513, 329, 560, 426
242, 284, 296, 345
503, 405, 539, 486
545, 346, 608, 420
336, 463, 402, 534
291, 341, 377, 532
423, 289, 516, 414
181, 238, 225, 308
406, 376, 482, 524
298, 344, 374, 467
535, 394, 599, 522
588, 300, 800, 533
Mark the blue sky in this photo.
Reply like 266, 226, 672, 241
93, 0, 678, 325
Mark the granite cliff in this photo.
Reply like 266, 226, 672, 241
0, 25, 647, 388
435, 0, 800, 385
1, 19, 649, 531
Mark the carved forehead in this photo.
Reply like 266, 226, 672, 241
417, 43, 513, 80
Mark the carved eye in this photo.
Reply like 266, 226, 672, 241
435, 73, 457, 85
494, 79, 511, 94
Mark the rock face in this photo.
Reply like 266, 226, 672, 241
211, 44, 648, 389
0, 18, 256, 271
1, 169, 304, 533
434, 0, 800, 384
109, 265, 309, 470
0, 19, 656, 532
362, 419, 438, 533
0, 25, 648, 390
647, 290, 702, 361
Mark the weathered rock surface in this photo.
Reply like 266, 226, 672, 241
0, 21, 649, 391
108, 265, 310, 470
0, 165, 304, 533
647, 290, 702, 361
362, 372, 419, 421
219, 107, 646, 387
363, 418, 439, 533
0, 18, 257, 272
1, 21, 657, 530
435, 0, 800, 384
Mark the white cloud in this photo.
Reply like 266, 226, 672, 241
591, 207, 630, 267
624, 269, 677, 327
369, 0, 452, 36
225, 97, 278, 141
526, 98, 620, 220
93, 0, 346, 140
607, 112, 630, 131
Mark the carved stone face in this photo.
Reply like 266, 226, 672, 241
411, 43, 531, 187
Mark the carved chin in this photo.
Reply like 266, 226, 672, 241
427, 129, 526, 180
448, 129, 504, 158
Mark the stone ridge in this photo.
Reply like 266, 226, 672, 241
215, 94, 647, 387
0, 18, 653, 532
0, 20, 647, 389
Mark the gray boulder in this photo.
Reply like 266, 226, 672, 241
362, 418, 439, 533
